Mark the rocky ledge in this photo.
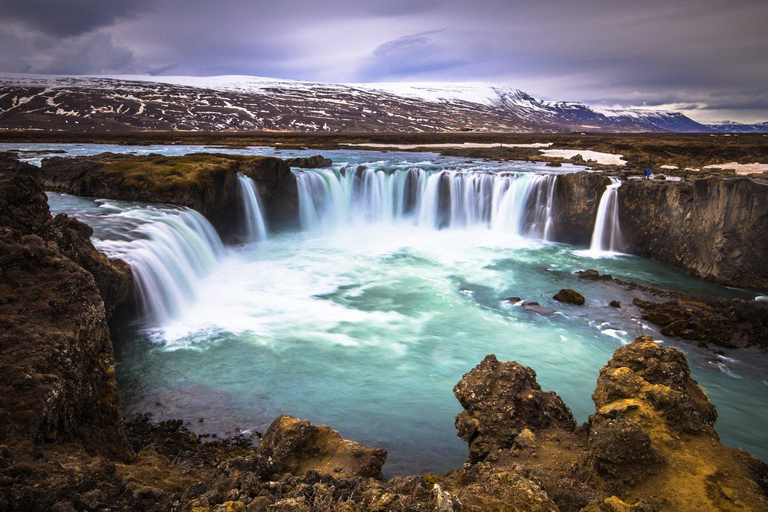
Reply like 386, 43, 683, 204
576, 269, 768, 349
0, 152, 302, 236
553, 171, 768, 288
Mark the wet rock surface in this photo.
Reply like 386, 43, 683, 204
284, 155, 333, 168
633, 297, 768, 348
577, 269, 768, 349
554, 288, 586, 305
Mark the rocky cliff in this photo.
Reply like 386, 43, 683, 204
619, 176, 768, 287
4, 153, 301, 237
0, 176, 133, 460
553, 172, 768, 287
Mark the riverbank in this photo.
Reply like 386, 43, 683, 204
1, 131, 767, 176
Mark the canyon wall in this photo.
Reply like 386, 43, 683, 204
553, 172, 768, 288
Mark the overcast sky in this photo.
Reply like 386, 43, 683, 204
1, 0, 766, 122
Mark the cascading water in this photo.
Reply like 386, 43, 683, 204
96, 208, 225, 327
294, 167, 558, 238
589, 177, 623, 253
43, 150, 768, 477
237, 173, 268, 243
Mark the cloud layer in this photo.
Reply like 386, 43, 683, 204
0, 0, 765, 122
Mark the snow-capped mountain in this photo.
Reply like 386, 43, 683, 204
703, 121, 768, 133
0, 73, 742, 133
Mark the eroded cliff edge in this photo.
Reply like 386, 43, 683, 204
4, 153, 300, 237
553, 172, 768, 287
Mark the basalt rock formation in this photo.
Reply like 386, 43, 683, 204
284, 155, 333, 168
551, 172, 610, 245
619, 176, 768, 288
576, 269, 768, 349
553, 172, 768, 287
633, 297, 768, 348
4, 152, 302, 235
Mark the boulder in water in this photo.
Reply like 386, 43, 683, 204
553, 288, 586, 305
609, 300, 621, 308
522, 301, 556, 316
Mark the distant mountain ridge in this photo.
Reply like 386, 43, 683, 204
0, 73, 764, 133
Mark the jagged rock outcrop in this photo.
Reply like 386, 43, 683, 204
0, 176, 132, 460
454, 354, 577, 463
633, 297, 768, 348
258, 415, 387, 479
11, 153, 300, 235
578, 269, 768, 349
585, 336, 767, 510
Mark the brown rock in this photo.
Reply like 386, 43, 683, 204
633, 296, 768, 348
554, 288, 586, 305
454, 355, 576, 463
0, 177, 132, 460
284, 155, 333, 168
258, 415, 387, 479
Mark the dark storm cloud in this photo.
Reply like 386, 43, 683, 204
0, 0, 149, 36
0, 0, 766, 121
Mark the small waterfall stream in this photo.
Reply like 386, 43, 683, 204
589, 177, 623, 253
237, 173, 268, 243
294, 167, 559, 238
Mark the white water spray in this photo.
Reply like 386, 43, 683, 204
294, 167, 558, 238
589, 177, 623, 253
237, 173, 268, 243
95, 208, 224, 327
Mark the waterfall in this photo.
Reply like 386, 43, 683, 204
589, 177, 623, 253
237, 173, 268, 243
95, 208, 224, 326
294, 167, 559, 238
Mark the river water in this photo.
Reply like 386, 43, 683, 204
9, 143, 764, 475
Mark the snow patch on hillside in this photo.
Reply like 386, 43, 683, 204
540, 149, 626, 166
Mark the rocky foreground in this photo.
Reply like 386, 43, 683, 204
1, 175, 767, 511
